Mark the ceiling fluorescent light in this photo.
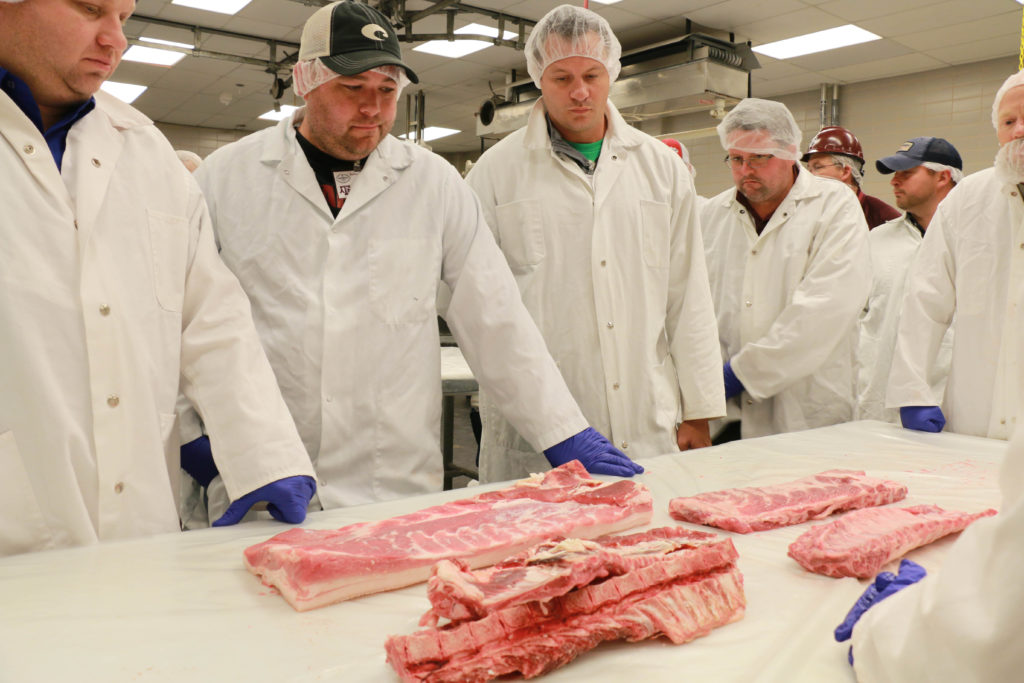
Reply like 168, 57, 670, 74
414, 23, 517, 59
258, 105, 300, 121
171, 0, 251, 15
140, 37, 195, 50
589, 0, 623, 4
752, 25, 881, 60
400, 127, 460, 142
122, 45, 187, 67
100, 81, 147, 103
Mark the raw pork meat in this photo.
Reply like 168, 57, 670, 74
668, 469, 907, 533
243, 461, 652, 611
386, 527, 745, 682
787, 504, 997, 578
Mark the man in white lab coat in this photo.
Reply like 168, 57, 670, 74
192, 1, 641, 513
701, 98, 871, 439
0, 0, 317, 556
465, 5, 725, 483
887, 71, 1024, 440
856, 137, 962, 423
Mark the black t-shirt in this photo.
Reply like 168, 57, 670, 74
294, 130, 367, 217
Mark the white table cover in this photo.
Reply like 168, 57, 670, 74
0, 421, 1004, 682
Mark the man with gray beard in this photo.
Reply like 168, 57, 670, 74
886, 71, 1024, 440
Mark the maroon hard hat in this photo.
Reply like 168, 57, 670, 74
801, 126, 864, 163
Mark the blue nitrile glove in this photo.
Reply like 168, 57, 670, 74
900, 406, 945, 433
835, 559, 927, 665
543, 427, 644, 477
723, 361, 745, 400
180, 435, 218, 488
212, 475, 316, 527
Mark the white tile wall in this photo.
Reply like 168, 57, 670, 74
154, 122, 252, 164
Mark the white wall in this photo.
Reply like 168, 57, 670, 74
643, 56, 1016, 202
154, 122, 251, 162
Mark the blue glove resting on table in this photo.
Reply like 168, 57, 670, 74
899, 406, 945, 433
544, 427, 644, 477
834, 559, 927, 664
181, 436, 315, 526
723, 361, 745, 400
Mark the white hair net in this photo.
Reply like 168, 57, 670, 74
292, 58, 409, 99
992, 70, 1024, 130
525, 4, 621, 89
717, 98, 802, 161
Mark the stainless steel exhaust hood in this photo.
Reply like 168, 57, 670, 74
476, 35, 758, 139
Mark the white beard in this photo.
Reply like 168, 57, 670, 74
995, 138, 1024, 184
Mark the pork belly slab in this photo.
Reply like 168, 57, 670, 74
668, 469, 908, 533
788, 504, 997, 578
386, 527, 745, 682
243, 462, 652, 611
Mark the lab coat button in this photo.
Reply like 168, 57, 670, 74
1001, 418, 1007, 425
600, 259, 607, 266
91, 158, 101, 167
620, 441, 628, 449
107, 395, 120, 407
325, 395, 334, 403
746, 398, 753, 405
606, 322, 614, 328
751, 248, 758, 255
745, 300, 752, 307
99, 304, 110, 316
23, 144, 34, 155
613, 382, 620, 390
114, 482, 124, 494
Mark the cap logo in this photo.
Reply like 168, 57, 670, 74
361, 23, 389, 42
898, 141, 914, 151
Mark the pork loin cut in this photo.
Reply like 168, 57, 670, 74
386, 527, 745, 682
787, 504, 997, 578
243, 461, 652, 611
668, 469, 908, 533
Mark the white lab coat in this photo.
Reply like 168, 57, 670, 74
851, 403, 1024, 681
856, 215, 951, 423
194, 110, 586, 509
886, 168, 1022, 439
701, 169, 871, 439
0, 91, 314, 556
465, 99, 724, 482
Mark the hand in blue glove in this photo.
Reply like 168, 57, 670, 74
900, 406, 945, 433
544, 427, 644, 477
835, 559, 927, 664
723, 361, 745, 400
180, 435, 219, 488
213, 475, 316, 527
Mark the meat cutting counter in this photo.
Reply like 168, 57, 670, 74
0, 421, 1005, 682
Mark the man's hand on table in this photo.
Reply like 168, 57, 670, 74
677, 419, 711, 450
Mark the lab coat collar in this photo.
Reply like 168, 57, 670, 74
262, 108, 413, 220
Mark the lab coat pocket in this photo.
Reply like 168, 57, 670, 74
494, 199, 545, 272
0, 430, 55, 556
640, 200, 671, 268
369, 236, 438, 323
147, 209, 189, 313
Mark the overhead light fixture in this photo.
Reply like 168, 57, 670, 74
400, 127, 460, 142
752, 24, 881, 60
414, 23, 517, 59
171, 0, 251, 15
123, 37, 195, 67
589, 0, 623, 4
258, 104, 300, 121
100, 81, 147, 103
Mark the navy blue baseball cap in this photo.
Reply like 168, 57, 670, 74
876, 137, 962, 174
298, 1, 419, 84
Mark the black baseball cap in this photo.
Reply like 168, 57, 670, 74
298, 1, 419, 84
875, 137, 962, 174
